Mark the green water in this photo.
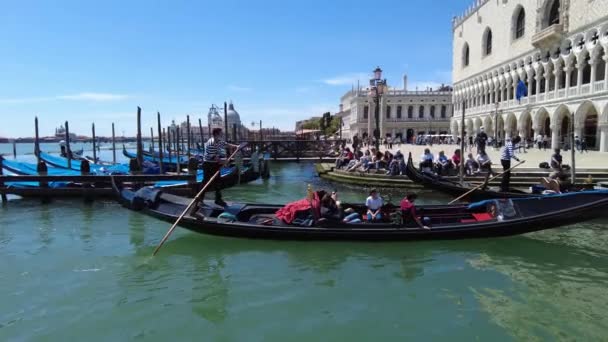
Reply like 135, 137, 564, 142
2, 162, 608, 341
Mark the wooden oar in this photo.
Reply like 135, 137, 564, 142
448, 160, 526, 204
152, 143, 246, 256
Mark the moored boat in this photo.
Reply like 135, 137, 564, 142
114, 183, 608, 241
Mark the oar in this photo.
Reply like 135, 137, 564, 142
448, 160, 526, 204
152, 143, 246, 256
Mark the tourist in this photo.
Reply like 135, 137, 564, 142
476, 127, 488, 152
202, 128, 239, 206
476, 150, 493, 175
451, 149, 461, 168
536, 133, 543, 149
366, 189, 384, 222
581, 138, 588, 153
400, 194, 430, 230
543, 135, 549, 150
465, 153, 480, 175
320, 192, 342, 222
550, 148, 563, 172
499, 137, 521, 192
387, 136, 393, 149
436, 150, 452, 175
420, 148, 434, 172
575, 135, 581, 151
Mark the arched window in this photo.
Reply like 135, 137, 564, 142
515, 8, 526, 39
548, 0, 560, 26
396, 105, 402, 119
363, 105, 369, 119
441, 105, 447, 118
386, 105, 392, 119
407, 106, 414, 118
418, 106, 424, 118
483, 29, 493, 56
430, 106, 436, 118
463, 43, 470, 67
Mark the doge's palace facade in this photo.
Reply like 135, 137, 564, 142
451, 0, 608, 151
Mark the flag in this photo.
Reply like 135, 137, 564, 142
516, 80, 528, 102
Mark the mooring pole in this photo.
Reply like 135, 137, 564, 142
459, 101, 466, 185
157, 112, 164, 173
0, 156, 7, 203
224, 102, 229, 142
175, 125, 181, 174
571, 111, 576, 186
166, 126, 172, 167
65, 121, 72, 169
198, 118, 204, 151
112, 123, 116, 164
136, 106, 144, 169
92, 123, 97, 163
34, 117, 40, 162
259, 120, 263, 141
187, 115, 191, 159
12, 141, 17, 159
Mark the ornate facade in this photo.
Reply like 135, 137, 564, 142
338, 75, 453, 143
452, 0, 608, 151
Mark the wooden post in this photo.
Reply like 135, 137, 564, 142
187, 115, 191, 159
571, 111, 576, 186
65, 121, 72, 169
150, 127, 154, 155
198, 118, 204, 149
136, 106, 144, 169
175, 124, 181, 174
259, 120, 263, 141
0, 157, 7, 203
34, 117, 40, 162
12, 141, 17, 159
157, 112, 164, 173
459, 101, 466, 185
92, 123, 97, 163
167, 126, 172, 168
224, 102, 229, 142
112, 123, 116, 164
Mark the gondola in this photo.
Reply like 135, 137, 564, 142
114, 183, 608, 241
153, 165, 258, 190
39, 152, 130, 175
405, 153, 536, 201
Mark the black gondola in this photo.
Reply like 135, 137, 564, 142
405, 153, 537, 201
114, 183, 608, 241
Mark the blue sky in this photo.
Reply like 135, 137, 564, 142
0, 0, 469, 138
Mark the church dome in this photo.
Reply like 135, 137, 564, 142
227, 102, 240, 123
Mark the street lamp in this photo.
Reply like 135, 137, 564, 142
494, 102, 501, 150
369, 66, 387, 151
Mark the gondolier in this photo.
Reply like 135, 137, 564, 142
203, 128, 239, 206
500, 136, 520, 192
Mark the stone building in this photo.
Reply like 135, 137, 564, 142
451, 0, 608, 151
337, 74, 453, 143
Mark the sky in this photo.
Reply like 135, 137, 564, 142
0, 0, 470, 138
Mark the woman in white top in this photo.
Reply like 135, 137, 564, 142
365, 189, 384, 221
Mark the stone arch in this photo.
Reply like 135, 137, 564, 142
483, 115, 494, 138
466, 118, 475, 136
540, 0, 561, 29
519, 111, 534, 139
575, 101, 600, 149
534, 107, 552, 136
512, 5, 526, 40
495, 114, 505, 143
504, 113, 518, 139
451, 120, 460, 138
482, 27, 493, 57
474, 117, 483, 133
462, 42, 470, 68
552, 104, 572, 149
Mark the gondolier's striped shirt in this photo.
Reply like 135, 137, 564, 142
203, 138, 227, 162
500, 141, 516, 161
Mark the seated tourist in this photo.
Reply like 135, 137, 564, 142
366, 188, 384, 222
464, 153, 480, 175
420, 148, 434, 172
400, 194, 430, 230
451, 149, 461, 168
435, 151, 452, 175
476, 150, 493, 175
319, 192, 342, 222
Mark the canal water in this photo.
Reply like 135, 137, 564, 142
1, 144, 608, 340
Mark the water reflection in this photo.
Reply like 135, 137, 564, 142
466, 235, 608, 340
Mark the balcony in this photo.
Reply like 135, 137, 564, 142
581, 84, 591, 95
531, 24, 564, 50
569, 88, 578, 96
595, 81, 605, 93
557, 89, 566, 98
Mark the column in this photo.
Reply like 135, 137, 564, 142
577, 59, 584, 90
600, 123, 608, 153
512, 78, 518, 101
544, 66, 551, 94
554, 67, 561, 96
564, 66, 571, 96
589, 58, 597, 92
551, 124, 560, 149
604, 56, 608, 90
535, 70, 542, 96
379, 96, 385, 138
528, 72, 534, 97
495, 86, 500, 104
367, 104, 372, 137
507, 80, 512, 101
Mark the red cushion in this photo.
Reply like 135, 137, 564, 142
460, 219, 477, 223
472, 213, 493, 221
